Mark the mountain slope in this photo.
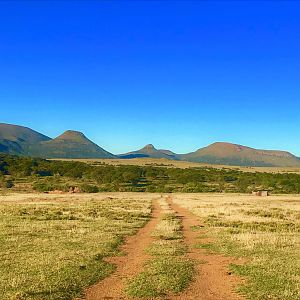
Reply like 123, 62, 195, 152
119, 144, 179, 160
0, 123, 51, 155
180, 142, 300, 167
0, 124, 114, 159
1, 123, 300, 166
28, 130, 115, 159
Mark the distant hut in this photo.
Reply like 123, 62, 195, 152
69, 186, 81, 193
252, 190, 269, 197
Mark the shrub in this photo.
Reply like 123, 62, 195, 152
32, 182, 54, 192
32, 181, 70, 192
5, 179, 14, 189
80, 184, 99, 193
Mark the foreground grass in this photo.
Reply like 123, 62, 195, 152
173, 193, 300, 300
126, 198, 194, 298
0, 193, 152, 300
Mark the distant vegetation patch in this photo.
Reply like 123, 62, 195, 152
2, 153, 300, 193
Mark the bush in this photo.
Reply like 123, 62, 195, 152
5, 179, 14, 189
3, 153, 300, 194
32, 182, 54, 192
32, 181, 70, 192
80, 184, 99, 193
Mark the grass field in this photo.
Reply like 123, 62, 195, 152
53, 157, 300, 174
173, 193, 300, 300
0, 193, 152, 300
1, 192, 299, 300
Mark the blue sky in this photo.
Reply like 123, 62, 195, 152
1, 1, 300, 155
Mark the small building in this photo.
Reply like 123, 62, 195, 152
252, 190, 269, 197
69, 186, 81, 193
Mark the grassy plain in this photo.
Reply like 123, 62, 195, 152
0, 192, 152, 300
173, 193, 300, 300
1, 192, 299, 300
54, 157, 300, 174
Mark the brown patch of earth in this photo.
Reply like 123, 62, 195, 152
82, 198, 161, 300
167, 196, 245, 300
81, 195, 245, 300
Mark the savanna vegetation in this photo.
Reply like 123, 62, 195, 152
2, 154, 300, 194
173, 194, 300, 300
0, 193, 152, 300
1, 155, 300, 299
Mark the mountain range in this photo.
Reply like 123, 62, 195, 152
119, 144, 179, 160
1, 122, 300, 167
0, 123, 114, 159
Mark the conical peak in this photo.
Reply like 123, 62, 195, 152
55, 130, 86, 141
142, 144, 156, 150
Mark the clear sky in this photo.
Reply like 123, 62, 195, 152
1, 1, 300, 155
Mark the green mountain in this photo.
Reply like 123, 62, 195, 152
119, 144, 179, 160
27, 130, 115, 159
0, 123, 114, 159
180, 142, 300, 167
0, 123, 51, 155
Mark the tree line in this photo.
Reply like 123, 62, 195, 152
1, 153, 300, 193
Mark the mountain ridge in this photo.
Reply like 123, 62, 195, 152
0, 123, 114, 159
31, 130, 115, 159
0, 123, 299, 166
118, 144, 179, 160
180, 142, 300, 167
0, 123, 51, 155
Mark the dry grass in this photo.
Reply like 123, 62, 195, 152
52, 158, 300, 174
3, 192, 300, 299
172, 193, 300, 300
0, 192, 152, 300
152, 198, 182, 240
125, 196, 194, 297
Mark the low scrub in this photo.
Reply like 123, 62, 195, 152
80, 184, 99, 193
3, 153, 300, 193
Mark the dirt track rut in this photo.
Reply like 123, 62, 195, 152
82, 195, 244, 300
168, 196, 244, 300
83, 199, 161, 299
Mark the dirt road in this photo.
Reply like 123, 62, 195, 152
83, 199, 161, 299
167, 196, 244, 300
82, 195, 244, 300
